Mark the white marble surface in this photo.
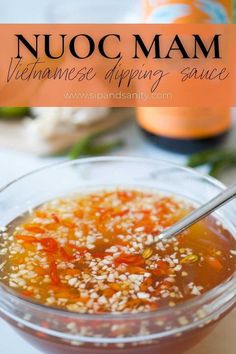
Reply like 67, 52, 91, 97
0, 120, 187, 187
1, 116, 236, 189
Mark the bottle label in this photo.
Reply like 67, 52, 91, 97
139, 1, 232, 140
137, 107, 231, 139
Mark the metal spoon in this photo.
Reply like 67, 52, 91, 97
158, 183, 236, 242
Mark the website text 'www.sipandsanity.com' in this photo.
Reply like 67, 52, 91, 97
64, 91, 173, 101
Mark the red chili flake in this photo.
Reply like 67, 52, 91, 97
140, 277, 153, 292
148, 302, 158, 311
144, 223, 155, 233
155, 198, 173, 217
140, 210, 151, 215
152, 260, 170, 276
126, 266, 146, 274
59, 246, 74, 261
49, 261, 60, 286
68, 244, 88, 255
21, 290, 34, 297
95, 306, 106, 313
103, 288, 116, 297
115, 239, 129, 247
92, 251, 112, 258
206, 256, 223, 271
162, 280, 173, 289
40, 238, 58, 253
81, 223, 90, 235
97, 208, 113, 220
23, 224, 45, 234
111, 209, 129, 218
117, 191, 135, 202
51, 213, 60, 223
126, 299, 142, 309
61, 219, 76, 229
114, 254, 145, 266
74, 210, 84, 218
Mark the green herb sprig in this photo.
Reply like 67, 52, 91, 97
68, 129, 125, 160
0, 107, 29, 118
187, 149, 236, 177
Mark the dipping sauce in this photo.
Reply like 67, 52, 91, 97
0, 189, 235, 314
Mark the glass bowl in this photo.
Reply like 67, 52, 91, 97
0, 157, 235, 354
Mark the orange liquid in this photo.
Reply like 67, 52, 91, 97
1, 189, 235, 311
0, 189, 235, 353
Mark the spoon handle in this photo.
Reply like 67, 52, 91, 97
159, 183, 236, 241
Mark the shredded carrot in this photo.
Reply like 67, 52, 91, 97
111, 209, 129, 218
49, 261, 60, 286
115, 254, 145, 266
16, 235, 38, 243
23, 224, 45, 234
103, 288, 116, 297
92, 251, 112, 258
21, 290, 34, 297
81, 223, 90, 235
61, 219, 76, 229
44, 223, 58, 231
74, 210, 84, 218
35, 210, 47, 219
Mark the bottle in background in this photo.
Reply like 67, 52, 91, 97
137, 0, 233, 154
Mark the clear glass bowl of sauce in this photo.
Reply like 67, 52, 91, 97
0, 157, 235, 354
